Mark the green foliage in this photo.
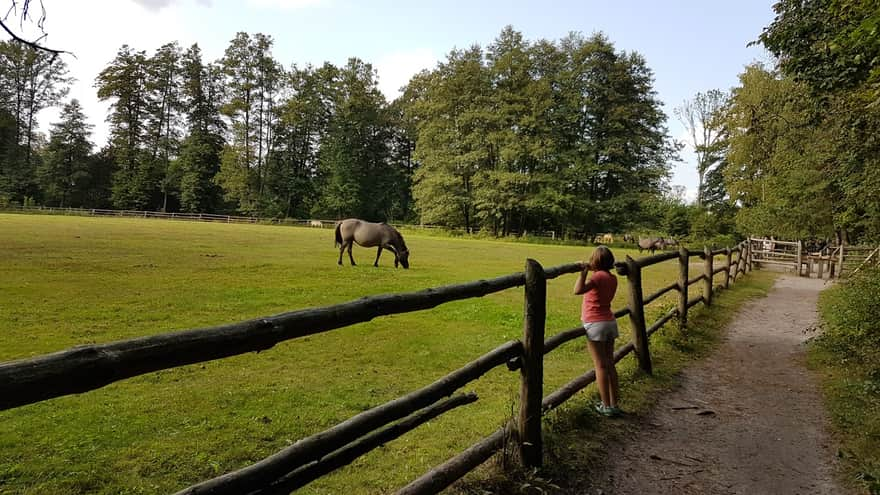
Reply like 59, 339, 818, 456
814, 267, 880, 493
407, 28, 678, 237
37, 100, 94, 207
748, 2, 880, 242
0, 40, 71, 203
724, 64, 839, 239
760, 0, 880, 97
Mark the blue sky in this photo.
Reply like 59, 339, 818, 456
34, 0, 775, 200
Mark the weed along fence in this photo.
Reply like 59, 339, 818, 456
0, 241, 754, 494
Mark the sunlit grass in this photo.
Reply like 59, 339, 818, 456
0, 213, 762, 494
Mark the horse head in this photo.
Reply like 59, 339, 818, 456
396, 248, 410, 269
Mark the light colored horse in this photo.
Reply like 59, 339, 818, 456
310, 220, 323, 228
335, 219, 410, 269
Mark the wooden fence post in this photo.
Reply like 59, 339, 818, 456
724, 248, 732, 288
746, 239, 753, 272
796, 240, 803, 276
678, 247, 689, 330
704, 246, 714, 306
838, 243, 845, 278
731, 245, 741, 282
625, 256, 652, 375
520, 259, 545, 468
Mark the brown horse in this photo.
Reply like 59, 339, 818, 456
335, 219, 410, 268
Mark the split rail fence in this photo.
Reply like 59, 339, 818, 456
0, 241, 755, 494
748, 237, 880, 279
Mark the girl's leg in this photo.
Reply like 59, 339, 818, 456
603, 339, 619, 407
587, 339, 611, 406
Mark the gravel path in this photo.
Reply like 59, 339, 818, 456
585, 275, 846, 495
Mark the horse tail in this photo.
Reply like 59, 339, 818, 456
334, 222, 342, 248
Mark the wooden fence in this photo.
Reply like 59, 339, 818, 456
748, 237, 880, 279
0, 241, 754, 494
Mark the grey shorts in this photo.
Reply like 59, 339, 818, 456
583, 320, 619, 342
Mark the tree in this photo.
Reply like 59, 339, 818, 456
216, 32, 283, 214
759, 0, 880, 98
178, 44, 225, 213
37, 99, 93, 207
409, 46, 490, 231
723, 64, 838, 239
674, 89, 728, 207
754, 1, 880, 241
96, 45, 155, 209
264, 63, 335, 218
0, 40, 70, 201
146, 42, 183, 212
314, 58, 398, 221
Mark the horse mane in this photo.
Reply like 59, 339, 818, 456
390, 225, 407, 250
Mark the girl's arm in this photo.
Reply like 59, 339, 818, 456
573, 263, 595, 295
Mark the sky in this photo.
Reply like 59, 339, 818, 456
24, 0, 775, 201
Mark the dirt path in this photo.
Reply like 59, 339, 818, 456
586, 275, 846, 495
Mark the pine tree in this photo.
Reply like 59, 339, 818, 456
37, 99, 93, 207
178, 44, 225, 213
96, 45, 155, 209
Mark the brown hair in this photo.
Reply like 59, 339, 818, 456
589, 245, 615, 271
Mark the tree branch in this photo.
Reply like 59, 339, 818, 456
0, 2, 74, 59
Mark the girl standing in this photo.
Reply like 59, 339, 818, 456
573, 246, 621, 417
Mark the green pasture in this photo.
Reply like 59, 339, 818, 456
0, 213, 762, 494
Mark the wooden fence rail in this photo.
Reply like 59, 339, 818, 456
0, 240, 753, 494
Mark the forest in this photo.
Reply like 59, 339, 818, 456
1, 1, 878, 244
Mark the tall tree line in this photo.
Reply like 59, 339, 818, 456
2, 27, 681, 237
407, 28, 678, 237
0, 40, 70, 205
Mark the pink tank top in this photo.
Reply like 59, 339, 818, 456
581, 269, 618, 322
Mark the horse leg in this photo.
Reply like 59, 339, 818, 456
347, 243, 356, 266
338, 243, 345, 265
374, 246, 382, 267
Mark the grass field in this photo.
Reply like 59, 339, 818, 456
0, 213, 771, 494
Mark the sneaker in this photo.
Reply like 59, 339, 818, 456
608, 406, 623, 417
595, 403, 614, 416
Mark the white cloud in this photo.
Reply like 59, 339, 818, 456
36, 0, 196, 147
374, 48, 437, 101
131, 0, 174, 11
246, 0, 328, 9
130, 0, 212, 11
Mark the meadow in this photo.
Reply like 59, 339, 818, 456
0, 213, 769, 494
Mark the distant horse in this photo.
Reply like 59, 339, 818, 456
335, 219, 410, 269
638, 237, 666, 254
602, 233, 614, 244
623, 234, 635, 244
309, 220, 323, 228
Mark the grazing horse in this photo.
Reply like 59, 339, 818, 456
309, 220, 323, 228
335, 219, 410, 269
638, 237, 666, 254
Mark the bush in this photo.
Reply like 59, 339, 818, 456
814, 267, 880, 493
818, 267, 880, 369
